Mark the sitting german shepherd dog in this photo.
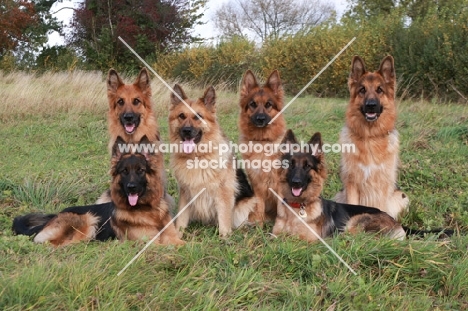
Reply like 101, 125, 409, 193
273, 129, 406, 242
12, 136, 184, 246
169, 84, 256, 237
334, 56, 408, 219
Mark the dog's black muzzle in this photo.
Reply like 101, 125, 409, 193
179, 126, 202, 143
120, 112, 141, 134
361, 99, 383, 122
124, 181, 144, 195
287, 170, 310, 197
290, 176, 304, 189
251, 113, 271, 128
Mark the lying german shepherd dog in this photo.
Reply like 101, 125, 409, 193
12, 136, 184, 246
273, 130, 454, 242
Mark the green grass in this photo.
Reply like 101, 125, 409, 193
1, 71, 468, 310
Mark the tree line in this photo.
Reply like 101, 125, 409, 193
0, 0, 206, 71
155, 0, 468, 101
1, 0, 468, 101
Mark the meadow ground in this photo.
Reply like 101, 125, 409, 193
1, 71, 468, 310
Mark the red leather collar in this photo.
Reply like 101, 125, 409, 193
283, 198, 303, 209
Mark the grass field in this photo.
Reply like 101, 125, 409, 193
1, 71, 468, 310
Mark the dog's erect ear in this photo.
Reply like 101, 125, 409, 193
378, 55, 395, 84
266, 70, 283, 96
308, 132, 323, 158
138, 135, 152, 160
350, 56, 366, 83
107, 69, 124, 93
112, 136, 127, 159
171, 84, 188, 105
139, 135, 151, 145
281, 129, 298, 145
203, 86, 216, 110
241, 70, 258, 98
134, 68, 151, 96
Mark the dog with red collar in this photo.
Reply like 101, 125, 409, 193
272, 129, 406, 242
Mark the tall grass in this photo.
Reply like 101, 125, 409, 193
0, 71, 106, 116
12, 177, 91, 210
0, 70, 241, 118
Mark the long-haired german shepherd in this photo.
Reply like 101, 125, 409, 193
107, 68, 159, 146
238, 70, 287, 225
273, 129, 406, 242
12, 136, 184, 246
334, 56, 409, 219
169, 84, 257, 237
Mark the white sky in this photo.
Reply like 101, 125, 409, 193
47, 0, 348, 46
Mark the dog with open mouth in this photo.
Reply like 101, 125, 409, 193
106, 68, 160, 146
168, 84, 257, 237
273, 129, 406, 242
12, 136, 184, 246
334, 55, 409, 220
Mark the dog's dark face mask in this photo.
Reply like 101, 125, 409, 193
284, 153, 319, 197
249, 103, 273, 128
119, 111, 141, 134
178, 123, 203, 154
360, 97, 383, 122
116, 154, 149, 207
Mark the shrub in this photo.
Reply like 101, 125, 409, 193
153, 10, 468, 101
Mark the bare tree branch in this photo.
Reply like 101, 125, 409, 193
214, 0, 335, 42
51, 7, 78, 15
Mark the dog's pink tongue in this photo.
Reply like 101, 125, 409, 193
125, 124, 135, 133
182, 139, 196, 153
128, 194, 139, 206
292, 188, 302, 197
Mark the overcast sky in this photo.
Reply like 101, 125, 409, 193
48, 0, 348, 46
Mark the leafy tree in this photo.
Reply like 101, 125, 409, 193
0, 0, 38, 56
342, 0, 398, 22
0, 0, 61, 68
343, 0, 468, 23
67, 0, 206, 71
214, 0, 336, 42
35, 46, 82, 71
400, 0, 468, 21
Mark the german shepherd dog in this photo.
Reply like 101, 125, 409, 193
98, 68, 169, 205
169, 84, 257, 237
107, 67, 159, 146
12, 137, 184, 246
334, 56, 409, 219
273, 129, 406, 242
238, 70, 287, 225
